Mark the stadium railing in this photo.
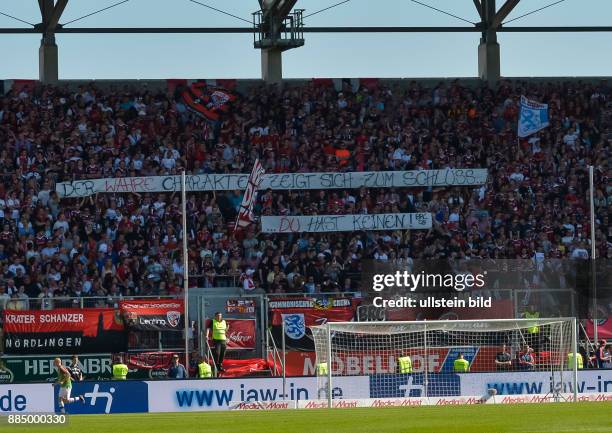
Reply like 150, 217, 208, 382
188, 274, 242, 288
1, 294, 179, 311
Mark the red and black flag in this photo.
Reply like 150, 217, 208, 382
234, 159, 265, 232
181, 82, 236, 121
2, 308, 126, 354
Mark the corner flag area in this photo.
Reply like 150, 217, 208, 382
7, 402, 612, 433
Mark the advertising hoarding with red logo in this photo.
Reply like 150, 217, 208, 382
206, 318, 256, 350
268, 297, 360, 351
279, 347, 502, 376
269, 298, 359, 327
119, 300, 184, 331
226, 299, 256, 314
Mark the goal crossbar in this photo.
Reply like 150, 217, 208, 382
314, 318, 576, 327
313, 319, 575, 336
317, 318, 576, 325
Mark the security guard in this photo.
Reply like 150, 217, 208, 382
112, 355, 128, 380
316, 362, 328, 376
397, 354, 413, 373
453, 353, 470, 372
198, 357, 213, 378
522, 305, 541, 350
567, 351, 583, 370
210, 312, 228, 372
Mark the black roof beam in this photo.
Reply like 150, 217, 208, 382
1, 26, 611, 34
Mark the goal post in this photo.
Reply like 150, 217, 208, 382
311, 318, 578, 407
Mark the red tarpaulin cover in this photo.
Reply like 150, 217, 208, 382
219, 358, 272, 378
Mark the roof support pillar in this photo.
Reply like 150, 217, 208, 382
261, 48, 283, 84
38, 0, 68, 83
478, 0, 500, 85
39, 34, 59, 84
476, 0, 520, 85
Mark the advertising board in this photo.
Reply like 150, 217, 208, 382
146, 376, 369, 412
53, 381, 149, 414
0, 384, 54, 413
460, 370, 612, 396
0, 355, 112, 383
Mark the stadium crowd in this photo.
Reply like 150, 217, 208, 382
0, 79, 610, 308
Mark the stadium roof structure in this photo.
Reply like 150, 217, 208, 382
1, 0, 612, 84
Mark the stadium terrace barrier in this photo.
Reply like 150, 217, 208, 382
1, 371, 610, 414
5, 291, 361, 311
5, 295, 179, 311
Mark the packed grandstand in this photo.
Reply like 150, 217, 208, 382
1, 0, 611, 428
0, 78, 609, 311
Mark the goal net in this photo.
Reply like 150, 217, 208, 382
311, 318, 578, 406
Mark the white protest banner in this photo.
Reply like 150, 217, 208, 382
56, 169, 488, 198
261, 213, 432, 233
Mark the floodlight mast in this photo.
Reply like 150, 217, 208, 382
253, 0, 304, 84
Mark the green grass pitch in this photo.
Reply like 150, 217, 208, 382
6, 402, 612, 433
